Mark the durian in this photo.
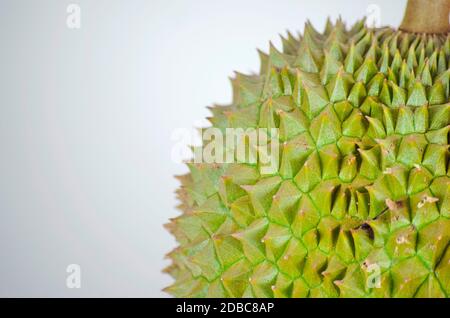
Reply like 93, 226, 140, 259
165, 0, 450, 298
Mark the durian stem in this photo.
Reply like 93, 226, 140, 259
400, 0, 450, 34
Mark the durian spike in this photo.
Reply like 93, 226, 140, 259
400, 0, 450, 34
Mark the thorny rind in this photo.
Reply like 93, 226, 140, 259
165, 18, 450, 298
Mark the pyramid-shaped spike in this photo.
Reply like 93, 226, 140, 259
326, 67, 354, 102
295, 41, 320, 73
407, 80, 428, 106
294, 151, 322, 192
358, 146, 381, 180
320, 50, 343, 84
355, 58, 378, 83
345, 42, 363, 74
309, 106, 342, 147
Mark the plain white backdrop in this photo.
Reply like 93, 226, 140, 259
0, 0, 407, 297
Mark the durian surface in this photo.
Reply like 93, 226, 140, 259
165, 19, 450, 298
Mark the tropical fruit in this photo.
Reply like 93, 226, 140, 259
165, 0, 450, 297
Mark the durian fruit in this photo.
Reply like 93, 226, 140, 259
165, 0, 450, 298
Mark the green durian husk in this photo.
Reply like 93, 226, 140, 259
165, 15, 450, 298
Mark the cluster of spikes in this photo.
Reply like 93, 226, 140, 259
165, 17, 450, 298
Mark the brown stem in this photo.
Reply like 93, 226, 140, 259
400, 0, 450, 34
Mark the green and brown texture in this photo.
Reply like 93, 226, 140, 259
165, 1, 450, 297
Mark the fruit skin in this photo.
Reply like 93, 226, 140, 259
165, 18, 450, 298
